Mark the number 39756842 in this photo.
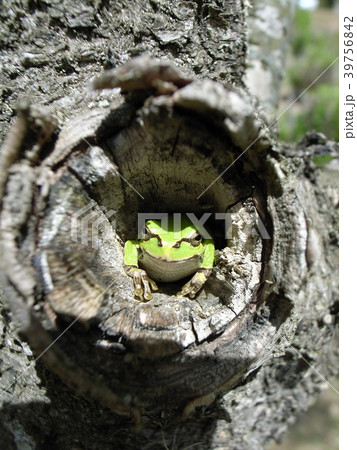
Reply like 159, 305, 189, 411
344, 17, 354, 79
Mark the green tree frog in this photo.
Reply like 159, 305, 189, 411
124, 216, 215, 301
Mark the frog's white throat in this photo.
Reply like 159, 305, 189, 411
139, 250, 201, 283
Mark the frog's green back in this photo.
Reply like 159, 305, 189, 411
145, 215, 200, 240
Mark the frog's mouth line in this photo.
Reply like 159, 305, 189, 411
140, 249, 200, 263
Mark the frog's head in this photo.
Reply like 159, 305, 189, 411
139, 216, 205, 261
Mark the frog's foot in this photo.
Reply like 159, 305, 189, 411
125, 266, 158, 301
177, 268, 212, 299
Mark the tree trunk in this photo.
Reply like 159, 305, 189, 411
0, 1, 338, 449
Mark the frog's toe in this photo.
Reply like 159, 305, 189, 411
132, 273, 143, 294
187, 283, 201, 298
143, 290, 153, 301
148, 277, 158, 292
177, 269, 212, 298
176, 286, 189, 297
128, 267, 156, 301
134, 287, 144, 300
177, 281, 198, 298
188, 288, 200, 299
134, 285, 145, 301
139, 272, 159, 301
141, 276, 156, 301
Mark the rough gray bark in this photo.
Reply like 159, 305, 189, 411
0, 1, 338, 449
244, 0, 297, 121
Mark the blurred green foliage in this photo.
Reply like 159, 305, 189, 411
279, 84, 339, 143
278, 8, 338, 142
312, 153, 335, 167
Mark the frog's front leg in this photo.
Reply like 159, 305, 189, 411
177, 240, 214, 298
124, 240, 158, 301
177, 268, 212, 298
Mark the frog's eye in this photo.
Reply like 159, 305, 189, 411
141, 227, 151, 240
191, 234, 202, 246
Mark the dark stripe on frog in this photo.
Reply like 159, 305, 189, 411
145, 233, 163, 246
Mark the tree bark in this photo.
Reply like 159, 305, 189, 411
0, 1, 338, 449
